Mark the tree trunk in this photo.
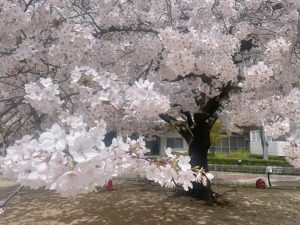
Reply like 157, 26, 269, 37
188, 121, 215, 200
189, 124, 210, 170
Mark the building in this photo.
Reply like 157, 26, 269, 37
249, 130, 288, 156
145, 131, 246, 156
209, 133, 249, 153
103, 127, 288, 157
146, 130, 288, 157
146, 130, 249, 155
158, 130, 189, 155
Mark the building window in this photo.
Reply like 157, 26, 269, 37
167, 138, 184, 149
250, 130, 261, 142
210, 133, 249, 153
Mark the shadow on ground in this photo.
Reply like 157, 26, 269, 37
0, 179, 300, 225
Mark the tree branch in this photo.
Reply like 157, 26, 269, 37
23, 0, 35, 12
0, 98, 24, 119
129, 60, 153, 85
180, 110, 194, 128
165, 0, 173, 26
72, 2, 158, 38
0, 185, 23, 213
199, 81, 233, 119
93, 26, 159, 39
163, 73, 215, 85
159, 113, 194, 145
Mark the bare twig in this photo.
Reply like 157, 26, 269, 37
129, 60, 153, 85
165, 0, 173, 26
0, 98, 24, 119
0, 185, 23, 213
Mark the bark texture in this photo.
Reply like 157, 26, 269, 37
188, 117, 215, 200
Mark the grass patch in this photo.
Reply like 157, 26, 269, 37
209, 150, 290, 166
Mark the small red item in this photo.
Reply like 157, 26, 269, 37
106, 180, 113, 191
256, 178, 267, 189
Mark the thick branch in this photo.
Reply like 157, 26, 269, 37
0, 96, 23, 103
180, 110, 194, 128
159, 113, 193, 145
198, 81, 233, 122
93, 26, 159, 38
23, 0, 35, 12
163, 73, 215, 85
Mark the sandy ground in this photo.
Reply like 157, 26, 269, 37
0, 176, 300, 225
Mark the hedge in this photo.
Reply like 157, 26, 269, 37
208, 158, 290, 167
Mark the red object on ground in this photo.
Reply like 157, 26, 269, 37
106, 180, 113, 191
256, 178, 267, 189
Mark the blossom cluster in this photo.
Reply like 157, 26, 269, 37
24, 78, 63, 115
144, 148, 214, 191
262, 116, 290, 139
0, 122, 212, 197
233, 22, 253, 40
158, 27, 239, 81
125, 80, 171, 119
264, 38, 291, 62
243, 61, 274, 88
285, 131, 300, 168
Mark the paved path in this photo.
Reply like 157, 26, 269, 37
212, 171, 300, 187
1, 179, 300, 225
0, 177, 16, 188
1, 174, 300, 225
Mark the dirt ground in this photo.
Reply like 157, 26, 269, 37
0, 178, 300, 225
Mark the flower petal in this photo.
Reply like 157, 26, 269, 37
55, 139, 66, 151
51, 124, 65, 138
39, 132, 54, 142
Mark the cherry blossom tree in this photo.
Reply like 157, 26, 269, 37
0, 0, 300, 202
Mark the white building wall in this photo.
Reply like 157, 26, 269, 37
159, 130, 289, 157
250, 141, 289, 156
159, 131, 188, 155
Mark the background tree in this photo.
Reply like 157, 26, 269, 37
209, 121, 229, 157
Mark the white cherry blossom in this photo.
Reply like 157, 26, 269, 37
177, 155, 192, 171
177, 170, 196, 191
39, 124, 66, 152
68, 135, 98, 163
